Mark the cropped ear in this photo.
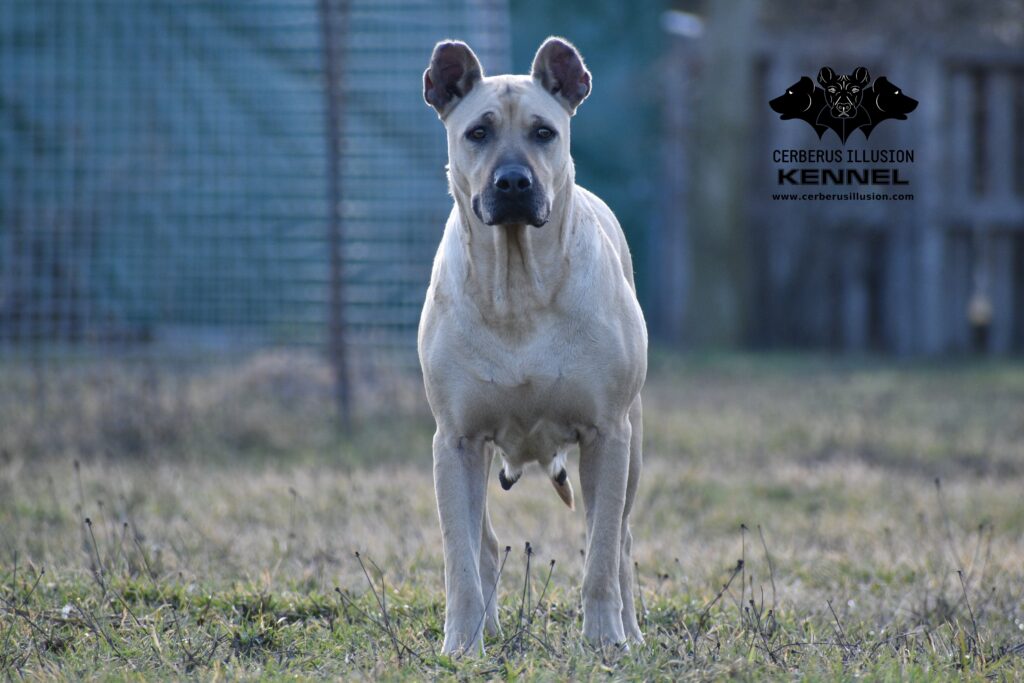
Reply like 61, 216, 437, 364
531, 37, 591, 114
423, 40, 483, 118
852, 66, 870, 86
816, 67, 835, 87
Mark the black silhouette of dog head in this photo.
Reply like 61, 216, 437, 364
769, 76, 817, 119
817, 66, 870, 119
769, 76, 828, 138
868, 76, 917, 120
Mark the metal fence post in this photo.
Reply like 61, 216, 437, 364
318, 0, 352, 429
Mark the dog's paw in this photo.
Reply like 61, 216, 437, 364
441, 629, 485, 657
582, 598, 627, 648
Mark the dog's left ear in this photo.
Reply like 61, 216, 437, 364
531, 37, 591, 115
852, 67, 870, 86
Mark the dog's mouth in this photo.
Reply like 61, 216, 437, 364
472, 193, 550, 228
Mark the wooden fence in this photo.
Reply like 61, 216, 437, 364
657, 35, 1024, 354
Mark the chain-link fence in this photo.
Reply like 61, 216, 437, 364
0, 0, 509, 443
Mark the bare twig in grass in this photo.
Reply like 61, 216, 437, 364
519, 628, 557, 655
757, 525, 777, 612
0, 556, 43, 667
84, 518, 107, 595
526, 558, 556, 652
172, 604, 225, 674
748, 599, 781, 666
111, 522, 129, 576
0, 567, 48, 672
934, 478, 962, 568
973, 522, 994, 592
131, 526, 158, 584
96, 499, 116, 564
286, 487, 298, 557
956, 569, 982, 661
354, 552, 401, 662
502, 542, 535, 655
826, 600, 854, 655
332, 587, 424, 664
74, 603, 128, 662
354, 551, 423, 664
84, 517, 164, 666
517, 543, 533, 631
694, 559, 744, 639
866, 628, 926, 657
966, 522, 987, 582
74, 460, 89, 554
635, 561, 647, 627
473, 545, 511, 645
738, 524, 747, 619
171, 605, 200, 672
0, 565, 15, 666
524, 542, 533, 625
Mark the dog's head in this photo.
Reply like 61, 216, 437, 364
869, 76, 918, 119
423, 37, 590, 228
817, 66, 870, 119
769, 76, 818, 119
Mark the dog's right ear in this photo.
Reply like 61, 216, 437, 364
816, 67, 835, 87
423, 40, 483, 119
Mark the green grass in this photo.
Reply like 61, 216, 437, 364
2, 351, 1024, 680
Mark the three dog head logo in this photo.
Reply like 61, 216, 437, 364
769, 66, 918, 143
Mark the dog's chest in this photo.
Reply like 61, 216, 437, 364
445, 326, 605, 456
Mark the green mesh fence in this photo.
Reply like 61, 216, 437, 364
0, 0, 509, 363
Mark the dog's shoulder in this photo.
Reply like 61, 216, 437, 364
573, 185, 636, 291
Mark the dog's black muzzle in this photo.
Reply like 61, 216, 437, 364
473, 163, 550, 228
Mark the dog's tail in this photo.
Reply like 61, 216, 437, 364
548, 451, 574, 510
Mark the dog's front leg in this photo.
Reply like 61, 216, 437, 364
579, 421, 631, 648
433, 431, 487, 655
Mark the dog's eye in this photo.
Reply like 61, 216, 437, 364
828, 87, 837, 93
851, 87, 860, 93
787, 90, 793, 95
467, 127, 488, 141
894, 89, 900, 95
535, 127, 556, 142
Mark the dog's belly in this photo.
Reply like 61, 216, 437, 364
453, 367, 587, 463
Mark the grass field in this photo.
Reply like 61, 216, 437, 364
2, 352, 1024, 680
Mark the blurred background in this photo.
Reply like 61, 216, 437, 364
2, 0, 1024, 456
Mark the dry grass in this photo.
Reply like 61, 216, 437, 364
1, 351, 1024, 679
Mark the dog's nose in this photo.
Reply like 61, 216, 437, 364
493, 165, 533, 194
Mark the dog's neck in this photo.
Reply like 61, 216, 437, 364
450, 177, 578, 325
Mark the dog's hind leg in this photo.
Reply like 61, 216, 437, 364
479, 445, 502, 637
618, 397, 644, 643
